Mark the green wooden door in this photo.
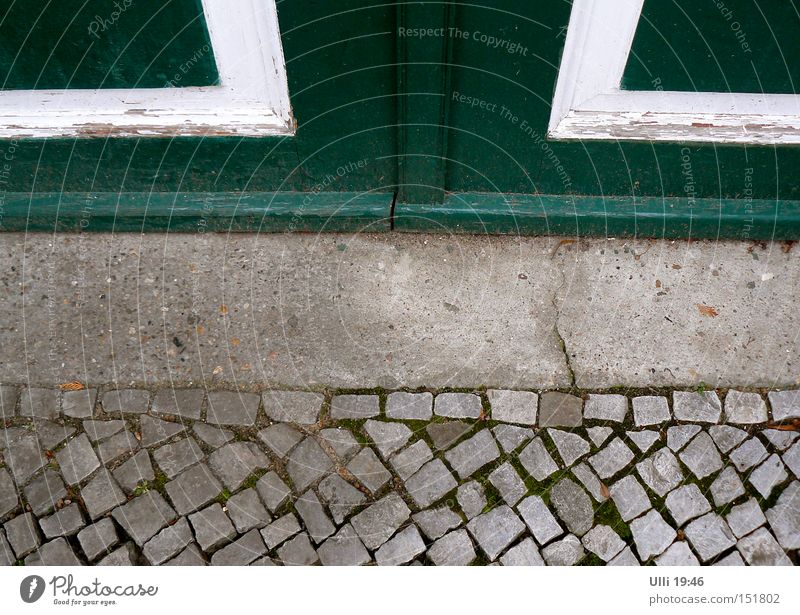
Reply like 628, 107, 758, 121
1, 1, 798, 239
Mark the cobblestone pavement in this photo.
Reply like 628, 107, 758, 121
1, 385, 798, 566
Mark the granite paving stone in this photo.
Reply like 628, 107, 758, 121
518, 437, 559, 481
725, 391, 768, 424
768, 430, 800, 452
96, 430, 140, 465
610, 475, 652, 522
208, 441, 270, 491
256, 471, 292, 513
710, 466, 745, 507
783, 442, 800, 479
748, 454, 788, 499
164, 544, 206, 566
346, 447, 392, 493
227, 488, 271, 534
405, 459, 457, 508
539, 392, 582, 427
258, 423, 303, 458
39, 503, 84, 538
737, 527, 793, 565
317, 474, 365, 524
492, 424, 534, 453
467, 505, 525, 561
517, 495, 563, 545
768, 390, 800, 421
715, 552, 746, 566
413, 507, 462, 541
627, 430, 660, 453
277, 532, 318, 565
2, 429, 45, 483
488, 389, 537, 425
0, 468, 19, 518
679, 432, 723, 479
608, 546, 640, 567
165, 463, 224, 516
206, 391, 260, 426
350, 493, 410, 551
23, 470, 67, 516
78, 518, 119, 561
445, 429, 500, 479
25, 537, 82, 566
429, 529, 477, 566
665, 484, 711, 526
673, 391, 722, 423
83, 419, 125, 442
262, 391, 323, 425
500, 537, 544, 566
632, 396, 671, 426
685, 513, 736, 562
33, 420, 76, 451
211, 529, 267, 566
20, 388, 59, 420
390, 440, 433, 481
111, 492, 177, 546
193, 423, 234, 449
190, 503, 236, 552
709, 425, 749, 454
726, 498, 766, 539
589, 437, 635, 479
98, 543, 136, 566
317, 524, 371, 566
572, 462, 608, 503
0, 385, 19, 419
4, 512, 40, 558
139, 415, 185, 448
364, 419, 412, 459
81, 470, 127, 519
295, 490, 335, 544
489, 462, 527, 506
667, 425, 701, 452
102, 389, 150, 415
331, 394, 379, 420
426, 421, 471, 450
730, 438, 769, 472
434, 392, 482, 419
261, 513, 302, 549
583, 394, 628, 423
542, 534, 584, 566
629, 510, 676, 560
112, 450, 155, 494
56, 433, 100, 486
549, 429, 590, 466
765, 481, 800, 550
153, 437, 205, 479
286, 438, 334, 492
152, 389, 203, 420
386, 391, 433, 420
582, 525, 625, 562
586, 426, 613, 447
318, 428, 361, 460
550, 478, 594, 537
143, 517, 193, 565
375, 525, 426, 565
456, 481, 487, 520
656, 541, 700, 566
636, 447, 684, 496
62, 389, 97, 419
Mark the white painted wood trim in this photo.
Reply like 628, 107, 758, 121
549, 0, 800, 144
0, 0, 294, 138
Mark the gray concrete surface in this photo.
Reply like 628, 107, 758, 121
0, 232, 797, 389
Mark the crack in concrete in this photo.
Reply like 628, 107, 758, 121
550, 256, 576, 388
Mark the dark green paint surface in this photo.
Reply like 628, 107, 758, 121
623, 0, 800, 94
0, 0, 218, 89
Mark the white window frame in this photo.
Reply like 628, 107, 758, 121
549, 0, 800, 144
0, 0, 293, 138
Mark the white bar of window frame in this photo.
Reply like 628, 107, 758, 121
0, 0, 294, 138
548, 0, 800, 145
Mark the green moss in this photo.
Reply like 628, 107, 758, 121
593, 499, 633, 542
215, 488, 233, 504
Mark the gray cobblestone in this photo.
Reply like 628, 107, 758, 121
610, 475, 652, 522
26, 537, 82, 566
685, 513, 736, 562
262, 390, 324, 425
143, 517, 193, 565
256, 471, 292, 513
656, 541, 699, 566
206, 391, 260, 426
258, 423, 302, 457
467, 505, 525, 561
193, 423, 234, 449
518, 437, 559, 481
549, 429, 590, 466
346, 447, 391, 493
665, 484, 711, 526
679, 432, 723, 479
0, 468, 18, 519
710, 466, 745, 507
426, 421, 471, 449
390, 440, 433, 481
725, 390, 768, 424
153, 437, 204, 479
489, 462, 526, 506
413, 507, 461, 541
375, 525, 425, 565
539, 392, 582, 427
165, 463, 224, 515
405, 459, 457, 508
748, 454, 788, 499
434, 392, 482, 419
83, 419, 125, 442
102, 389, 150, 415
208, 441, 270, 491
364, 419, 412, 459
584, 394, 628, 423
112, 450, 155, 494
286, 437, 334, 492
62, 389, 97, 419
39, 503, 84, 538
590, 437, 634, 479
189, 503, 236, 552
386, 392, 432, 420
636, 447, 684, 496
726, 498, 766, 539
632, 396, 670, 426
765, 481, 800, 550
4, 512, 40, 558
277, 532, 318, 565
78, 518, 119, 561
295, 490, 335, 544
630, 510, 676, 560
667, 425, 701, 452
318, 428, 360, 460
572, 462, 608, 503
500, 537, 544, 566
56, 433, 100, 486
586, 426, 613, 447
492, 424, 533, 453
627, 430, 660, 453
227, 488, 271, 534
673, 391, 722, 423
445, 430, 500, 479
730, 437, 769, 472
429, 529, 477, 566
542, 534, 584, 565
737, 527, 793, 565
517, 495, 563, 545
152, 389, 203, 420
709, 425, 748, 453
139, 415, 185, 448
96, 430, 139, 465
261, 513, 301, 549
350, 493, 410, 551
317, 474, 365, 524
768, 390, 800, 421
582, 525, 625, 562
211, 529, 267, 566
23, 470, 66, 516
20, 388, 59, 420
550, 478, 594, 537
457, 481, 486, 520
488, 389, 537, 425
81, 470, 126, 519
317, 524, 370, 566
112, 492, 177, 546
331, 394, 379, 420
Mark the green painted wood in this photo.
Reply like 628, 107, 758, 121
623, 0, 800, 94
0, 0, 218, 90
395, 193, 800, 240
396, 0, 455, 205
0, 191, 393, 232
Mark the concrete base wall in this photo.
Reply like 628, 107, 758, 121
1, 233, 797, 390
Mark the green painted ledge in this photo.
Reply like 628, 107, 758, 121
0, 191, 393, 232
395, 193, 800, 240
